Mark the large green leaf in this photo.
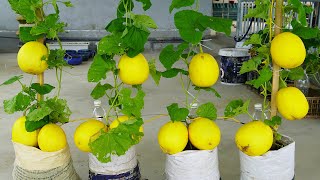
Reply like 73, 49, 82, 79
45, 97, 71, 123
118, 88, 145, 118
3, 92, 31, 114
244, 0, 270, 20
105, 18, 127, 33
167, 103, 189, 122
19, 27, 43, 43
8, 0, 42, 23
159, 42, 189, 69
31, 14, 66, 39
196, 102, 217, 120
90, 118, 143, 163
132, 14, 157, 32
288, 0, 307, 26
174, 10, 203, 44
198, 16, 232, 36
90, 82, 113, 99
25, 115, 50, 132
169, 0, 195, 13
88, 55, 115, 82
240, 55, 263, 74
26, 105, 53, 122
30, 83, 55, 95
98, 33, 126, 56
122, 26, 150, 57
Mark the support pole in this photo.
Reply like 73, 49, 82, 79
270, 0, 283, 117
37, 38, 45, 102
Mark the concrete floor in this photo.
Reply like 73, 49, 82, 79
1, 35, 320, 180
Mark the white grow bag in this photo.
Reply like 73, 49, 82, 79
12, 142, 79, 180
88, 146, 140, 179
165, 147, 220, 180
240, 136, 295, 180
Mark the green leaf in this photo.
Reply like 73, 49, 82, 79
122, 26, 150, 57
244, 0, 270, 20
240, 55, 263, 74
25, 116, 50, 132
288, 66, 305, 80
62, 1, 73, 7
90, 82, 113, 100
26, 105, 53, 122
194, 87, 221, 98
98, 33, 126, 56
117, 0, 134, 18
292, 26, 319, 39
197, 16, 232, 36
174, 10, 203, 44
45, 97, 71, 123
246, 67, 272, 88
105, 18, 127, 33
148, 59, 161, 85
159, 43, 189, 69
90, 118, 143, 163
166, 103, 189, 122
0, 75, 23, 86
19, 26, 43, 43
244, 34, 262, 46
264, 115, 282, 127
161, 68, 188, 78
3, 92, 32, 114
169, 0, 195, 13
30, 14, 65, 39
30, 83, 55, 95
118, 88, 145, 118
196, 102, 217, 120
224, 99, 250, 117
275, 133, 282, 141
47, 49, 68, 69
289, 0, 307, 26
88, 55, 115, 82
8, 0, 42, 23
135, 0, 151, 11
132, 14, 157, 32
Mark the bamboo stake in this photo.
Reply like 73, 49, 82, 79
37, 38, 45, 102
270, 0, 283, 117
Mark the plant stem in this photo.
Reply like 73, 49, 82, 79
179, 73, 189, 108
217, 116, 244, 124
199, 43, 203, 53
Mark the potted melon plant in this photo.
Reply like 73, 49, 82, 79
2, 0, 79, 179
72, 0, 158, 179
155, 0, 232, 179
225, 0, 314, 179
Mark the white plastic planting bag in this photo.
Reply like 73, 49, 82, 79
240, 136, 295, 180
165, 148, 220, 180
12, 142, 79, 180
89, 146, 138, 175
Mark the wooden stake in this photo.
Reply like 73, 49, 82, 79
37, 38, 45, 102
270, 0, 283, 117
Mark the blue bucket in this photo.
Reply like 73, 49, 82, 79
219, 48, 250, 85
